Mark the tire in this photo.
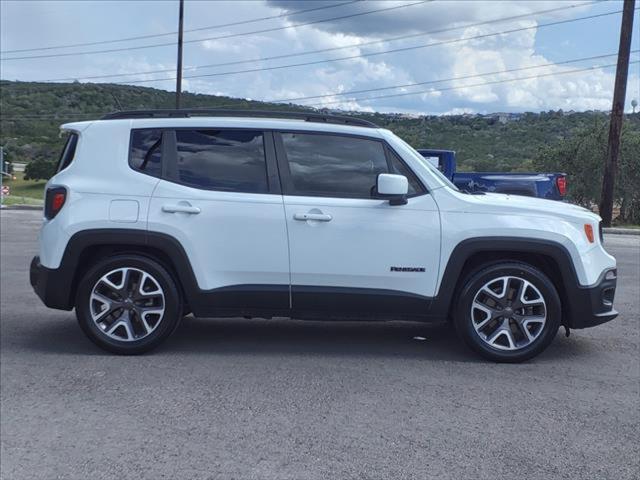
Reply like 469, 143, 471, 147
75, 254, 182, 354
453, 261, 561, 363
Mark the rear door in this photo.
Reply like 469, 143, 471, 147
275, 131, 441, 317
146, 128, 290, 311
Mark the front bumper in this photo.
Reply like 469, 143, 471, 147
566, 268, 618, 329
30, 256, 74, 311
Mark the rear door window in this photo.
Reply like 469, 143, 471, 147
174, 129, 268, 193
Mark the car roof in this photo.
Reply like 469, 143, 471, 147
63, 116, 387, 138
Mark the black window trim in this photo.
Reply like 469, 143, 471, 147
273, 130, 428, 200
161, 130, 176, 180
128, 127, 281, 195
128, 127, 427, 199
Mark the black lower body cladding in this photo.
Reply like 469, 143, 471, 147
30, 231, 617, 328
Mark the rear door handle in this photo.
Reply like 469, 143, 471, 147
162, 204, 201, 214
294, 213, 332, 222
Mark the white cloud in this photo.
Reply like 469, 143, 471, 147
1, 0, 637, 114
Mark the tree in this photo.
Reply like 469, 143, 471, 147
534, 122, 640, 224
617, 129, 640, 223
24, 159, 56, 181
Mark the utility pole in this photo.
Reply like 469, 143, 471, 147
175, 0, 185, 109
599, 0, 635, 227
1, 147, 3, 208
1, 147, 7, 209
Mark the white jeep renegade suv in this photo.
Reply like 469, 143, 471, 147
30, 109, 618, 362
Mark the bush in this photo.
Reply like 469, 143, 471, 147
24, 159, 56, 181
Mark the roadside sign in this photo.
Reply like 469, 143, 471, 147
1, 185, 9, 196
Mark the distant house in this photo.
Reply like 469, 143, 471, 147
484, 112, 522, 124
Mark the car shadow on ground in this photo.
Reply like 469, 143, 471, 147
15, 314, 594, 363
169, 316, 475, 361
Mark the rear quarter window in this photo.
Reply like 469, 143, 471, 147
129, 129, 163, 178
56, 133, 79, 172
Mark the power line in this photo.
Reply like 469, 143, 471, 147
185, 51, 636, 110
273, 51, 640, 104
0, 1, 429, 61
2, 57, 637, 119
0, 1, 360, 54
98, 8, 628, 84
306, 61, 640, 107
35, 2, 596, 83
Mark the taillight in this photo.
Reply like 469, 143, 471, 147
556, 176, 567, 196
44, 187, 66, 220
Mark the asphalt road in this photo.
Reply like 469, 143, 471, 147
1, 210, 638, 480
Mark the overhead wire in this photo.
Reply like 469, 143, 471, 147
89, 9, 628, 84
0, 1, 361, 54
33, 2, 597, 83
2, 56, 636, 119
0, 1, 430, 61
305, 61, 640, 107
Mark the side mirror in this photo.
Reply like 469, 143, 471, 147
376, 173, 408, 205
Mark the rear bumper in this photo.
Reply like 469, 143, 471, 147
30, 256, 74, 311
566, 268, 618, 329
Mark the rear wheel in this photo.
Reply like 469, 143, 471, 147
454, 262, 561, 363
76, 255, 182, 354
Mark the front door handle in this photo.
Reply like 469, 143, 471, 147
162, 204, 201, 214
294, 212, 332, 222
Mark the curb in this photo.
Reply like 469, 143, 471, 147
603, 227, 640, 236
0, 205, 43, 211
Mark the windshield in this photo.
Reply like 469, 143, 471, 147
394, 136, 459, 191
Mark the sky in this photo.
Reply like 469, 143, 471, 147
0, 0, 638, 115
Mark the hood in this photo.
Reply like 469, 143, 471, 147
447, 191, 600, 223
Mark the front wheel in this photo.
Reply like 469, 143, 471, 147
75, 255, 182, 354
454, 262, 561, 363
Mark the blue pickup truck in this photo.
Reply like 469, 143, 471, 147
417, 149, 567, 200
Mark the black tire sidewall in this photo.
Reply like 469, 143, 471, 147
76, 255, 182, 354
455, 262, 561, 363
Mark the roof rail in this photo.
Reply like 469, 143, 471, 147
100, 109, 379, 128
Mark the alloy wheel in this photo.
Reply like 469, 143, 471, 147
89, 267, 165, 342
470, 275, 547, 351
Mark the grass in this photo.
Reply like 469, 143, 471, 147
1, 172, 45, 205
3, 172, 46, 198
612, 224, 640, 229
1, 195, 44, 206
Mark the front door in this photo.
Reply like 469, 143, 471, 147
274, 131, 441, 318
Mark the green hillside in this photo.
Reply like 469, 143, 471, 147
1, 80, 638, 222
2, 80, 638, 172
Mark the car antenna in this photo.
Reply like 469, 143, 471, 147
96, 83, 123, 111
110, 91, 123, 111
